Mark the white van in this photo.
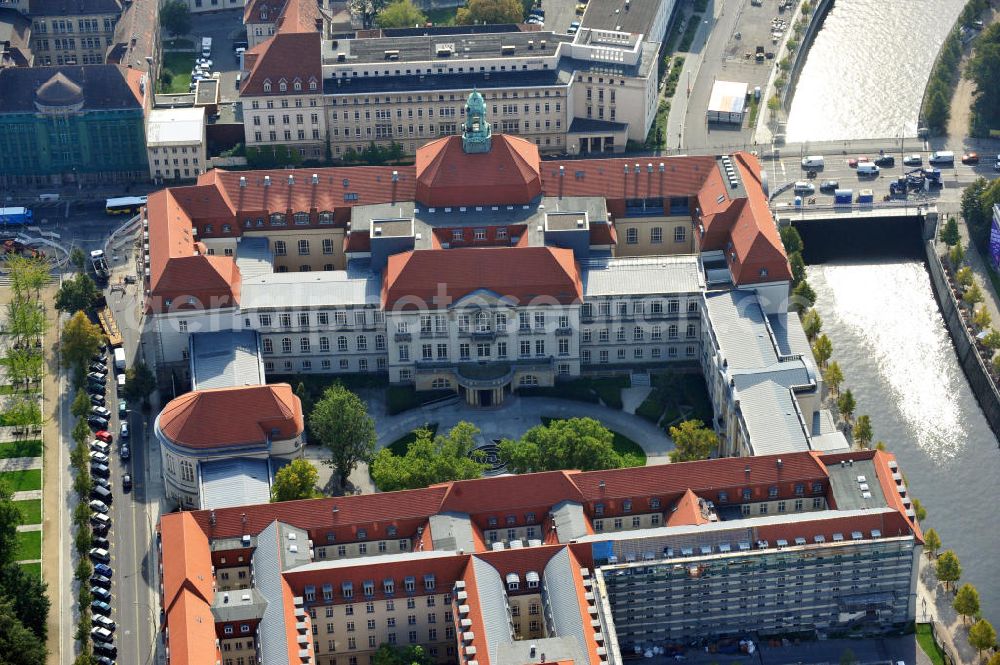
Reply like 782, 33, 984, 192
929, 150, 955, 165
856, 162, 880, 176
801, 155, 824, 168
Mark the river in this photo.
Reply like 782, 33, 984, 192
786, 0, 966, 141
808, 261, 1000, 627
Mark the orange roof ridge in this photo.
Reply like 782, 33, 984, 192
665, 488, 709, 527
160, 512, 214, 611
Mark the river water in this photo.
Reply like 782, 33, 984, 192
808, 262, 1000, 626
786, 0, 966, 141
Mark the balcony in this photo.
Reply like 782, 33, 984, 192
457, 362, 514, 389
394, 332, 411, 342
555, 327, 573, 337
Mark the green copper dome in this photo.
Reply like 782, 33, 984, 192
462, 88, 492, 154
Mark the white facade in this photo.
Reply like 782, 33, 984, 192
146, 107, 207, 181
243, 84, 328, 161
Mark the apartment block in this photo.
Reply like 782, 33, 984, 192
158, 449, 923, 665
26, 0, 122, 65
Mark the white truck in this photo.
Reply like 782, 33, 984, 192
201, 37, 212, 57
113, 347, 126, 371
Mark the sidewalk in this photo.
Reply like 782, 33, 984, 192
916, 554, 977, 665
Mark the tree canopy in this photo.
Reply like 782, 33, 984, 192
499, 417, 631, 473
310, 384, 376, 487
852, 415, 873, 448
160, 0, 192, 36
968, 618, 996, 656
953, 583, 981, 624
271, 458, 321, 502
939, 217, 960, 246
0, 600, 47, 665
837, 389, 856, 422
371, 422, 487, 491
935, 550, 962, 590
373, 644, 433, 665
966, 23, 1000, 131
124, 361, 156, 406
456, 0, 523, 24
376, 0, 426, 27
812, 334, 832, 367
349, 0, 390, 28
54, 273, 99, 314
823, 361, 844, 395
668, 419, 717, 463
60, 312, 104, 377
923, 527, 941, 558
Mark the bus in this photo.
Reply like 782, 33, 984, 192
105, 196, 147, 215
0, 207, 33, 226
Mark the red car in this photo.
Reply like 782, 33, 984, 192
847, 156, 869, 168
962, 152, 979, 165
94, 430, 113, 444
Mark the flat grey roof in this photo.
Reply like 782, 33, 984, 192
241, 270, 381, 310
552, 500, 589, 542
190, 330, 263, 391
497, 637, 583, 665
201, 458, 271, 510
582, 255, 703, 296
235, 236, 274, 281
288, 549, 457, 573
826, 459, 888, 511
326, 31, 572, 65
581, 0, 664, 34
211, 587, 267, 624
735, 380, 811, 456
429, 512, 477, 554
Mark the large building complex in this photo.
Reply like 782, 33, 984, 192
158, 449, 923, 665
237, 0, 679, 158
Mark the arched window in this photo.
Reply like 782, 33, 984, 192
281, 337, 292, 353
263, 79, 272, 93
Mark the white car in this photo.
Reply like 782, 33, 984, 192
196, 58, 213, 68
800, 155, 824, 168
792, 181, 815, 195
89, 450, 109, 465
90, 440, 110, 455
89, 499, 110, 514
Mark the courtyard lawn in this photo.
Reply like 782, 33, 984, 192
915, 624, 946, 665
159, 52, 195, 94
0, 468, 41, 492
520, 376, 630, 409
18, 561, 41, 580
14, 530, 41, 562
540, 417, 646, 466
387, 423, 439, 456
14, 499, 41, 525
636, 372, 712, 427
0, 439, 42, 459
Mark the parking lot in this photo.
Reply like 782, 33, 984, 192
536, 0, 581, 38
183, 9, 245, 102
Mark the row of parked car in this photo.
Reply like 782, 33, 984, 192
85, 347, 132, 664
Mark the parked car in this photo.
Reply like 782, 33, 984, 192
874, 155, 895, 167
89, 547, 111, 563
847, 155, 868, 168
87, 372, 106, 385
90, 573, 112, 588
93, 643, 117, 659
89, 450, 109, 465
91, 600, 112, 616
91, 463, 110, 479
800, 155, 824, 168
92, 614, 115, 630
118, 399, 127, 418
90, 587, 112, 603
90, 513, 110, 529
91, 536, 110, 551
90, 362, 107, 373
94, 563, 113, 577
88, 416, 109, 430
122, 473, 132, 492
819, 179, 839, 192
91, 405, 111, 419
92, 521, 110, 536
96, 657, 115, 665
89, 394, 105, 407
89, 499, 110, 514
119, 422, 129, 440
93, 476, 111, 491
90, 440, 110, 455
94, 430, 113, 444
90, 485, 112, 503
962, 152, 979, 164
120, 445, 130, 461
792, 181, 815, 195
87, 382, 105, 395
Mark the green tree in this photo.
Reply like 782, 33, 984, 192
310, 384, 377, 488
874, 440, 887, 451
824, 361, 844, 395
376, 0, 426, 27
962, 178, 991, 248
949, 242, 965, 267
837, 389, 856, 423
791, 280, 816, 310
72, 417, 90, 447
160, 0, 192, 37
373, 644, 433, 665
500, 417, 626, 473
70, 247, 86, 271
372, 422, 488, 491
294, 382, 313, 420
912, 497, 927, 522
963, 282, 983, 308
973, 306, 992, 330
0, 483, 22, 568
801, 309, 822, 339
60, 311, 103, 377
936, 549, 962, 591
924, 527, 942, 558
667, 419, 718, 463
839, 649, 857, 665
54, 273, 99, 314
953, 583, 981, 624
812, 333, 833, 368
271, 458, 321, 502
456, 0, 523, 24
780, 225, 804, 255
986, 651, 1000, 665
767, 95, 781, 111
0, 562, 48, 640
924, 87, 950, 131
852, 415, 873, 448
349, 0, 390, 28
5, 255, 48, 301
968, 618, 997, 658
983, 330, 1000, 351
939, 217, 961, 246
71, 389, 91, 419
789, 252, 806, 285
0, 599, 47, 665
4, 348, 44, 390
124, 361, 156, 407
956, 266, 974, 287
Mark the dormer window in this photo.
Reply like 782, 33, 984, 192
309, 78, 318, 91
293, 78, 302, 91
260, 10, 267, 19
279, 78, 287, 92
263, 79, 272, 92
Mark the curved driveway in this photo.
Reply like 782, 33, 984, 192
373, 394, 675, 466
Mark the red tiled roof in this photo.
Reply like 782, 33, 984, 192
382, 247, 582, 309
244, 0, 285, 23
241, 31, 321, 97
458, 554, 492, 665
344, 230, 371, 253
160, 512, 214, 610
588, 220, 617, 246
157, 384, 303, 451
756, 510, 916, 545
564, 547, 602, 665
275, 0, 321, 34
415, 135, 542, 207
665, 488, 709, 527
166, 588, 219, 665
